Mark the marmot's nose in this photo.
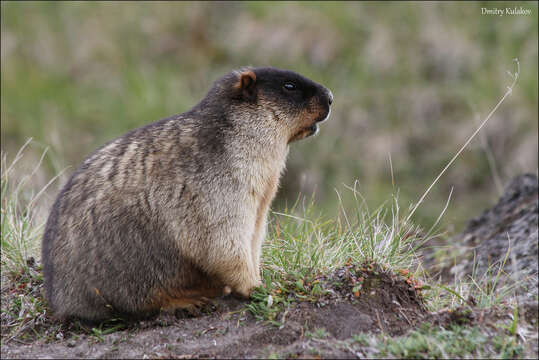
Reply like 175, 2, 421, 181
327, 90, 334, 106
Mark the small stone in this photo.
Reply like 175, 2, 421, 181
66, 339, 77, 347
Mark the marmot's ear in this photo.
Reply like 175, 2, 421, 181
235, 70, 257, 102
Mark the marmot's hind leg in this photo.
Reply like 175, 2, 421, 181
156, 284, 231, 315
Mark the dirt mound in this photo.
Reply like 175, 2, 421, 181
2, 264, 429, 359
297, 263, 427, 337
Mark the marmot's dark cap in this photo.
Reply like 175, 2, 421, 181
201, 66, 332, 143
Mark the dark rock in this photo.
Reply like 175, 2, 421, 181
433, 173, 539, 317
450, 174, 538, 282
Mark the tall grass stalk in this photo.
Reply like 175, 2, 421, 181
407, 58, 520, 223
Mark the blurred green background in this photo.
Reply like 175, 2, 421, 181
1, 1, 537, 233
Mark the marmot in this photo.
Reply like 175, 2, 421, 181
42, 67, 333, 321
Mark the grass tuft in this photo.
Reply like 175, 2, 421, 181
1, 140, 59, 344
375, 322, 523, 359
264, 187, 424, 281
1, 140, 46, 281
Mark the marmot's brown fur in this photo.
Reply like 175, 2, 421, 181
42, 67, 333, 321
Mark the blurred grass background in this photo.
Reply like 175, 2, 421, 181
1, 1, 537, 233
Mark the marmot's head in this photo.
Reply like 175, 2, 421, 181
203, 67, 333, 144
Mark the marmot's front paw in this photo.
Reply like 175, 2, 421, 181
234, 286, 253, 299
234, 280, 261, 298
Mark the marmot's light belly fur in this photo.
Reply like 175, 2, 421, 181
42, 67, 333, 321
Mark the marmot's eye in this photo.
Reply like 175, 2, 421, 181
283, 82, 296, 91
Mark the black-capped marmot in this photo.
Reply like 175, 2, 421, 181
42, 67, 333, 321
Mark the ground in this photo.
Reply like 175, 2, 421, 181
1, 262, 535, 359
1, 174, 538, 358
2, 263, 425, 358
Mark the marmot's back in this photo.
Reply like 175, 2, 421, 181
42, 67, 333, 321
